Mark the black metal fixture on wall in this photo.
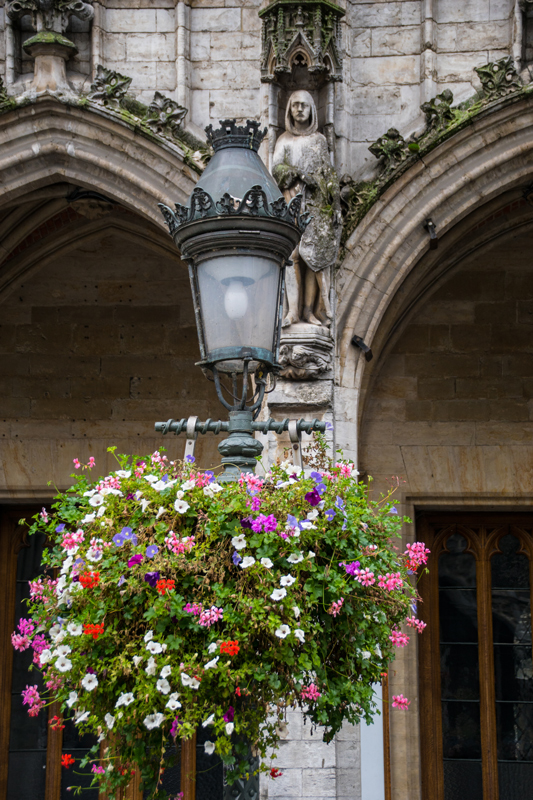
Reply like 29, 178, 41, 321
156, 119, 326, 479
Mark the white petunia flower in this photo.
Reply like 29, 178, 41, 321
156, 678, 171, 695
260, 557, 273, 568
207, 642, 218, 654
116, 470, 131, 479
308, 551, 316, 558
56, 644, 72, 657
362, 651, 372, 660
299, 520, 316, 530
270, 588, 287, 601
86, 547, 102, 562
375, 644, 382, 658
84, 489, 97, 497
181, 480, 195, 491
160, 665, 172, 678
115, 692, 134, 708
307, 510, 319, 520
144, 630, 154, 642
294, 629, 305, 643
146, 641, 163, 655
75, 710, 89, 725
181, 673, 200, 689
156, 506, 166, 520
134, 491, 143, 501
203, 483, 223, 498
67, 622, 83, 636
133, 656, 143, 667
231, 534, 247, 550
55, 656, 73, 672
49, 624, 61, 639
97, 505, 107, 518
225, 722, 234, 736
66, 691, 78, 708
280, 575, 296, 587
81, 673, 98, 691
293, 606, 301, 618
175, 490, 184, 500
205, 656, 219, 670
287, 552, 304, 564
104, 713, 115, 730
81, 513, 96, 524
240, 556, 255, 569
89, 494, 104, 507
145, 475, 158, 483
204, 741, 215, 755
275, 624, 291, 639
140, 499, 151, 512
143, 712, 165, 730
202, 714, 215, 728
39, 649, 52, 665
166, 693, 182, 711
174, 499, 190, 514
145, 657, 157, 676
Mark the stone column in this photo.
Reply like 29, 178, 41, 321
176, 0, 191, 114
420, 0, 437, 105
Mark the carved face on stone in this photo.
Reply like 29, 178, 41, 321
285, 90, 318, 136
290, 93, 311, 126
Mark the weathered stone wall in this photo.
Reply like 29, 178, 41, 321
0, 0, 524, 176
359, 219, 533, 800
0, 217, 223, 496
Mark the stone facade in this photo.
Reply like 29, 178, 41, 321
1, 2, 533, 800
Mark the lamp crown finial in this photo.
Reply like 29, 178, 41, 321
205, 119, 267, 152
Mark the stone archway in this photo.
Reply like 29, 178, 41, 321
334, 95, 533, 460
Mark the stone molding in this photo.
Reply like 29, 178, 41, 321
336, 94, 533, 409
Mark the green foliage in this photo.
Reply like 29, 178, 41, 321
20, 450, 422, 798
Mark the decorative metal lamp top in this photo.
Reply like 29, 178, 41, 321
159, 119, 309, 238
205, 119, 267, 153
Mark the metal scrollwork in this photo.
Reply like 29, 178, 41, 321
159, 187, 309, 235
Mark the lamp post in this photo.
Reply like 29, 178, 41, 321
156, 119, 326, 478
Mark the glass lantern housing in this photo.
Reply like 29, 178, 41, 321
158, 120, 307, 376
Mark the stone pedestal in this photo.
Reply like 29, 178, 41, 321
23, 33, 78, 94
279, 323, 334, 380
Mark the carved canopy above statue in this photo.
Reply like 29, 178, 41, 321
259, 0, 344, 84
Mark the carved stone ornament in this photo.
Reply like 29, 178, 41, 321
145, 92, 188, 139
368, 127, 409, 175
475, 56, 522, 101
159, 185, 310, 236
0, 77, 10, 105
88, 65, 132, 108
420, 88, 454, 131
7, 0, 94, 31
259, 0, 344, 83
278, 322, 333, 379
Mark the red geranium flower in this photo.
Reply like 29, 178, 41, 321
61, 754, 75, 769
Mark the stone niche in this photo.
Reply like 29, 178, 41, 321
259, 0, 344, 162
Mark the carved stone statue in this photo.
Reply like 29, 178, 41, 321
272, 90, 341, 327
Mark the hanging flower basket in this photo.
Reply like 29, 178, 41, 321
14, 445, 429, 798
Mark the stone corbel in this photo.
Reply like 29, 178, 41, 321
87, 64, 132, 108
145, 92, 188, 139
278, 323, 334, 380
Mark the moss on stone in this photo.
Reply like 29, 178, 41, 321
23, 31, 77, 51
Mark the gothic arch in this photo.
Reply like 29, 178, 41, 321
0, 96, 198, 224
336, 94, 533, 446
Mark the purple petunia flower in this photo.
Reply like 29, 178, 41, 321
127, 554, 144, 568
287, 514, 299, 528
241, 517, 253, 529
186, 455, 195, 463
325, 508, 336, 521
127, 493, 134, 500
146, 545, 159, 558
310, 471, 323, 482
325, 421, 334, 431
343, 561, 360, 576
389, 507, 398, 514
316, 483, 327, 495
144, 571, 160, 588
87, 667, 96, 675
121, 527, 138, 545
170, 718, 181, 737
305, 488, 321, 507
232, 551, 242, 566
335, 496, 345, 510
223, 706, 234, 723
113, 532, 125, 547
55, 523, 66, 533
118, 575, 126, 587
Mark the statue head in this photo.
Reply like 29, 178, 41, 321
285, 90, 318, 136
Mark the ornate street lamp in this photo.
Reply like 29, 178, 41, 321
156, 120, 325, 478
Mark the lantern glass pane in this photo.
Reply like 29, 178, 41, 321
197, 254, 280, 357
